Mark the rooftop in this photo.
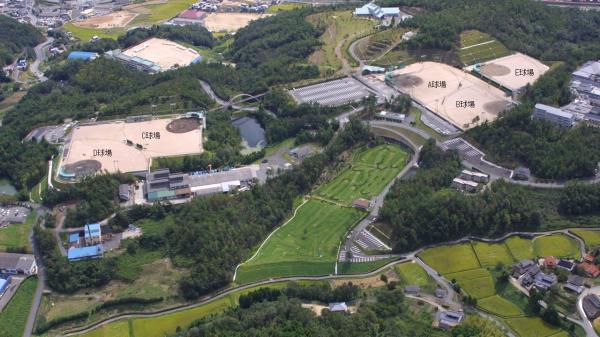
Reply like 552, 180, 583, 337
573, 60, 600, 81
84, 223, 101, 239
535, 103, 574, 119
67, 245, 104, 261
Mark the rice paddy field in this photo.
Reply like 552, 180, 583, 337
570, 229, 600, 249
504, 317, 562, 337
395, 262, 431, 286
315, 144, 408, 205
445, 268, 495, 299
477, 295, 523, 318
532, 234, 581, 259
471, 241, 515, 267
418, 243, 480, 275
505, 236, 535, 261
457, 30, 512, 66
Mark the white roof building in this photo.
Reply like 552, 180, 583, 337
329, 302, 348, 312
354, 3, 403, 19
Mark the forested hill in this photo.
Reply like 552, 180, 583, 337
0, 15, 43, 67
388, 0, 600, 64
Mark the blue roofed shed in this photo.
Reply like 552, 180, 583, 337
67, 245, 104, 261
0, 276, 11, 296
67, 51, 99, 61
68, 233, 79, 244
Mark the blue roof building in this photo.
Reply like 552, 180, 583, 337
67, 245, 104, 261
0, 276, 11, 296
68, 233, 79, 244
67, 51, 99, 61
84, 223, 102, 245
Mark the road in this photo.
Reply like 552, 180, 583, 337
577, 286, 600, 337
31, 37, 53, 82
199, 79, 264, 112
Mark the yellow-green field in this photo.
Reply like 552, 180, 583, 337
0, 277, 38, 337
505, 236, 534, 261
533, 234, 581, 259
571, 229, 600, 249
478, 295, 523, 318
446, 268, 495, 299
458, 30, 512, 66
418, 243, 480, 275
505, 317, 562, 337
472, 241, 515, 267
395, 262, 431, 286
267, 3, 307, 13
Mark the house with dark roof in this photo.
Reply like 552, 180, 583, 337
352, 198, 371, 211
557, 259, 575, 272
404, 285, 420, 295
438, 310, 464, 329
512, 259, 535, 276
435, 288, 446, 299
564, 275, 584, 294
534, 272, 558, 291
583, 294, 600, 319
0, 252, 37, 275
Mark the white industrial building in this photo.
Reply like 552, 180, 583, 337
460, 169, 489, 183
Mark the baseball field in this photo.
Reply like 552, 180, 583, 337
467, 52, 549, 92
203, 13, 272, 32
386, 61, 512, 130
122, 38, 201, 71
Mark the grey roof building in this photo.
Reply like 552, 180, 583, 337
533, 103, 575, 128
583, 294, 600, 319
534, 272, 558, 291
404, 285, 421, 295
328, 302, 348, 312
0, 252, 37, 275
118, 184, 130, 201
438, 310, 464, 329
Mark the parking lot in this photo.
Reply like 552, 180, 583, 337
0, 206, 30, 226
441, 138, 513, 179
289, 77, 377, 107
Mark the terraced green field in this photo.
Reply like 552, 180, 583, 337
446, 268, 495, 299
478, 295, 523, 318
505, 236, 535, 261
571, 229, 600, 248
315, 144, 408, 205
472, 241, 515, 267
533, 234, 581, 259
505, 317, 562, 337
236, 199, 364, 283
458, 30, 512, 65
395, 262, 431, 286
418, 243, 480, 275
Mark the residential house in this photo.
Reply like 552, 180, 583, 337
564, 275, 584, 294
583, 294, 600, 319
438, 311, 464, 329
404, 285, 420, 295
328, 302, 348, 313
534, 272, 558, 291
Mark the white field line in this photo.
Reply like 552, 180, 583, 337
233, 198, 309, 281
460, 40, 496, 50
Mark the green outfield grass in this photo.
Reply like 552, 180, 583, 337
505, 236, 535, 261
458, 30, 512, 65
0, 211, 36, 252
236, 199, 364, 283
505, 317, 561, 337
472, 241, 515, 267
63, 23, 125, 41
315, 144, 408, 205
395, 262, 431, 286
0, 277, 37, 337
446, 268, 495, 299
533, 234, 581, 259
570, 229, 600, 249
477, 295, 523, 318
419, 243, 480, 275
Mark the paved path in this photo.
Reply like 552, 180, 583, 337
31, 37, 53, 82
459, 40, 496, 50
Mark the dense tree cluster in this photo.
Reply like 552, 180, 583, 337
238, 282, 360, 309
117, 25, 215, 49
0, 16, 43, 67
380, 140, 541, 252
558, 183, 600, 216
174, 286, 448, 337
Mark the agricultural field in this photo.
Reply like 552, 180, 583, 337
267, 3, 307, 13
315, 144, 408, 205
353, 28, 407, 62
477, 295, 523, 318
236, 199, 364, 283
533, 234, 581, 259
570, 229, 600, 249
418, 243, 480, 275
457, 30, 512, 66
505, 236, 535, 261
395, 262, 431, 286
445, 268, 495, 299
307, 10, 377, 74
504, 317, 562, 337
63, 23, 125, 41
0, 211, 36, 252
0, 277, 38, 337
471, 241, 515, 267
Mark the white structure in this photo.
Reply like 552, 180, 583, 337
533, 103, 574, 128
402, 31, 416, 42
376, 110, 405, 123
451, 178, 478, 192
328, 302, 348, 312
354, 3, 408, 20
460, 169, 489, 183
0, 253, 37, 275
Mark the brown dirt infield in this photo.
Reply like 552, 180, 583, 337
480, 63, 511, 76
166, 118, 200, 133
395, 75, 423, 87
62, 159, 102, 175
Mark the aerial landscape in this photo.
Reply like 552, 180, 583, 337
3, 0, 600, 336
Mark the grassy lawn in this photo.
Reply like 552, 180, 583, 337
395, 262, 431, 286
418, 243, 480, 275
478, 295, 523, 318
114, 248, 164, 281
128, 0, 194, 27
63, 23, 124, 41
307, 10, 377, 74
30, 174, 47, 203
505, 236, 535, 261
315, 144, 408, 205
472, 241, 515, 267
0, 277, 38, 337
505, 317, 561, 337
570, 229, 600, 249
458, 30, 512, 65
0, 210, 36, 252
533, 234, 581, 259
445, 268, 495, 299
236, 199, 364, 283
267, 3, 307, 13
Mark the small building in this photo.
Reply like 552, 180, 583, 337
119, 184, 131, 202
584, 254, 595, 264
438, 310, 464, 329
354, 3, 400, 19
533, 103, 575, 128
0, 276, 11, 296
328, 302, 348, 313
402, 31, 416, 42
451, 178, 478, 192
512, 259, 540, 279
564, 275, 584, 294
557, 259, 575, 272
435, 288, 446, 299
544, 256, 557, 269
579, 262, 600, 278
68, 233, 80, 246
534, 272, 557, 291
583, 294, 600, 319
84, 223, 102, 246
362, 65, 385, 74
144, 168, 192, 202
375, 110, 405, 123
16, 59, 27, 70
352, 198, 371, 211
67, 51, 99, 61
289, 147, 312, 160
460, 169, 489, 183
512, 167, 531, 181
404, 285, 420, 295
67, 245, 104, 261
0, 253, 37, 275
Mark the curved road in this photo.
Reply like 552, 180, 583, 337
31, 37, 53, 82
577, 286, 600, 337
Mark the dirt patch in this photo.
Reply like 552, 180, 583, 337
73, 11, 138, 29
166, 118, 200, 133
329, 270, 399, 289
480, 63, 510, 76
301, 303, 328, 316
203, 13, 272, 32
483, 100, 510, 112
62, 159, 102, 176
394, 75, 423, 88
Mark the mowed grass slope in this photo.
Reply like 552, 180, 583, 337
236, 199, 364, 283
418, 243, 480, 275
533, 234, 581, 259
458, 30, 512, 65
315, 144, 408, 205
0, 277, 37, 337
